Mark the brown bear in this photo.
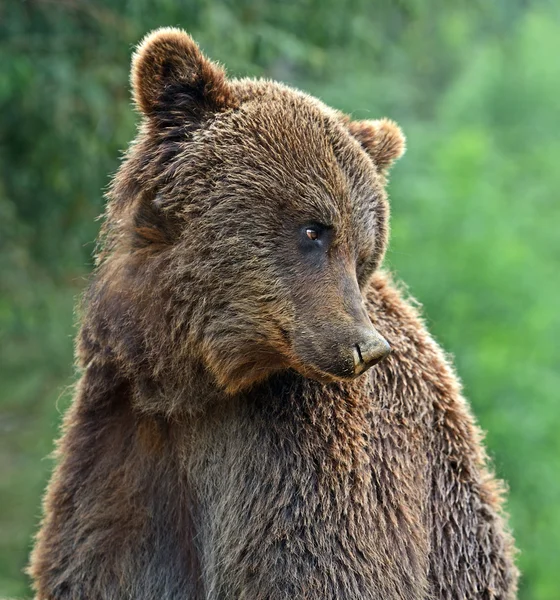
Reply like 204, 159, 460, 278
29, 28, 518, 600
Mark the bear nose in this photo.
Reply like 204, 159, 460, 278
353, 329, 391, 375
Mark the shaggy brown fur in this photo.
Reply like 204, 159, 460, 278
29, 28, 518, 599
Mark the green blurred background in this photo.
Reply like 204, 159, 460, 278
1, 1, 559, 598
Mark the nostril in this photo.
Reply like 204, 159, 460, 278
355, 343, 364, 365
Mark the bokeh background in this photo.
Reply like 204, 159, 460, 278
1, 1, 559, 598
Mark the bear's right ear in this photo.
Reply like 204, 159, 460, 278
131, 27, 237, 121
347, 118, 406, 172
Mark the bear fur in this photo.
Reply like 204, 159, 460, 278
29, 28, 518, 599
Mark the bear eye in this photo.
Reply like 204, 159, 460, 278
306, 227, 319, 241
299, 223, 332, 254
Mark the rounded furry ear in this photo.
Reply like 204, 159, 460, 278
347, 118, 406, 171
131, 27, 236, 119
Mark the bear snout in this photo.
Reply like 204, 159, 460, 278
353, 328, 391, 375
292, 324, 390, 381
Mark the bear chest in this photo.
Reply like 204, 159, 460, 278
189, 395, 432, 599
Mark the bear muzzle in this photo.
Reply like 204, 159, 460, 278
352, 327, 391, 376
292, 323, 391, 382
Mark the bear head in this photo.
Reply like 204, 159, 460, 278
94, 28, 405, 399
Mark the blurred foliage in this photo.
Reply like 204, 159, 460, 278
1, 1, 559, 598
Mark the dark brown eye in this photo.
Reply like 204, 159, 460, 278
299, 223, 331, 254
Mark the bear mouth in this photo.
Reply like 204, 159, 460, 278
287, 356, 360, 385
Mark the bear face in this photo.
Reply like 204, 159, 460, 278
97, 28, 405, 397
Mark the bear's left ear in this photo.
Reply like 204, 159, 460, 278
131, 27, 237, 121
347, 118, 406, 172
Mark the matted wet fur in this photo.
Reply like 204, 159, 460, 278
29, 28, 518, 599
